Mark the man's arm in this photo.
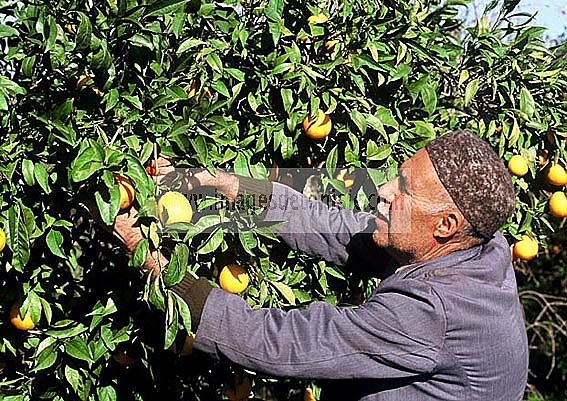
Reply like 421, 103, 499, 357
172, 168, 382, 267
173, 278, 445, 380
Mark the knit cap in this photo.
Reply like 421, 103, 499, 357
425, 130, 515, 239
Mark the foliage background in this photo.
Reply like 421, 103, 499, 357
0, 0, 566, 400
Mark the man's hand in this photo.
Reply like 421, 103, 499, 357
149, 157, 240, 201
87, 201, 165, 278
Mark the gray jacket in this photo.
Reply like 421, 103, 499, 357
193, 183, 528, 400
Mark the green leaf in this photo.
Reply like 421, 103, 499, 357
264, 0, 284, 21
65, 337, 93, 363
65, 365, 82, 395
32, 345, 58, 372
420, 83, 437, 115
375, 106, 398, 128
0, 24, 18, 38
350, 110, 367, 134
170, 290, 192, 331
177, 38, 207, 54
281, 88, 294, 113
326, 145, 338, 177
6, 203, 31, 272
164, 243, 189, 286
46, 229, 66, 258
97, 386, 117, 401
33, 163, 51, 193
94, 185, 120, 227
270, 281, 295, 305
71, 147, 103, 182
239, 231, 257, 256
45, 321, 88, 339
366, 141, 392, 161
131, 238, 149, 268
147, 0, 189, 16
164, 294, 178, 349
464, 78, 479, 107
509, 118, 520, 147
520, 87, 535, 119
76, 12, 92, 50
22, 159, 35, 186
197, 228, 224, 254
191, 136, 209, 165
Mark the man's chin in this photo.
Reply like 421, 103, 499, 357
372, 230, 388, 247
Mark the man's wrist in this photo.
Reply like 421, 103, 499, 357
144, 250, 168, 277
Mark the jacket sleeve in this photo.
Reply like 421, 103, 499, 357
193, 280, 446, 380
263, 182, 382, 267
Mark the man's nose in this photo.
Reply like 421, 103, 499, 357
377, 178, 397, 203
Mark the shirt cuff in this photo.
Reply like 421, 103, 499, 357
237, 176, 273, 199
170, 275, 212, 329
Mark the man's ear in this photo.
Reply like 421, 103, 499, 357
434, 211, 464, 239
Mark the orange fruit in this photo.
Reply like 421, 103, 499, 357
157, 191, 193, 225
303, 109, 332, 140
507, 155, 528, 177
0, 227, 6, 252
304, 387, 317, 401
225, 373, 252, 401
112, 351, 136, 365
10, 302, 35, 331
545, 163, 567, 186
114, 174, 135, 210
549, 192, 567, 218
171, 332, 196, 357
307, 13, 328, 24
219, 264, 249, 294
538, 150, 549, 167
513, 235, 538, 261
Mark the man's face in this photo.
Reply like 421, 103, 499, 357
372, 148, 452, 264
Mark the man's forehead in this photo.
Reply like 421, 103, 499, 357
398, 149, 445, 190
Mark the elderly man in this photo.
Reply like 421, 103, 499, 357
112, 130, 528, 401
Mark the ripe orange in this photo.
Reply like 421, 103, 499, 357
304, 387, 317, 401
219, 264, 250, 294
549, 192, 567, 218
546, 163, 567, 186
114, 174, 135, 210
303, 109, 332, 140
0, 227, 6, 252
513, 235, 538, 261
10, 302, 35, 331
171, 332, 196, 357
538, 150, 549, 167
507, 155, 528, 177
225, 373, 252, 401
157, 191, 193, 225
307, 13, 328, 24
112, 351, 136, 365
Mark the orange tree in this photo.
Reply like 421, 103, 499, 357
1, 0, 566, 400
